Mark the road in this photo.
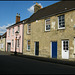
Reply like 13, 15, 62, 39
0, 55, 75, 74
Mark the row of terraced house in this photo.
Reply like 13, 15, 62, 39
1, 1, 75, 60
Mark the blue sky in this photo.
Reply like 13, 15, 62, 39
0, 1, 59, 35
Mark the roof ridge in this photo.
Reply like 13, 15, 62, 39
40, 1, 61, 11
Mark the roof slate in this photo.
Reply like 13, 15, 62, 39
26, 1, 75, 23
6, 18, 28, 29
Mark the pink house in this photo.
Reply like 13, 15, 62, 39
6, 13, 27, 53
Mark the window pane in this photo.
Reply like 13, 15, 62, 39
58, 15, 65, 28
46, 19, 50, 30
59, 16, 61, 19
28, 24, 31, 34
66, 48, 68, 50
27, 40, 30, 50
62, 15, 64, 19
46, 25, 50, 30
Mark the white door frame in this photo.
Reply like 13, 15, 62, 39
62, 40, 69, 59
50, 42, 52, 58
34, 42, 36, 56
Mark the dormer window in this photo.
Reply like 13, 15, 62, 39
45, 19, 50, 31
58, 15, 65, 29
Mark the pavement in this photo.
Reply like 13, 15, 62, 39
0, 51, 75, 67
13, 54, 75, 67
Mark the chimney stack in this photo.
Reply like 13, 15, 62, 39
16, 13, 20, 23
34, 2, 41, 13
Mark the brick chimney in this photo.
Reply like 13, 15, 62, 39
16, 13, 20, 23
34, 2, 41, 13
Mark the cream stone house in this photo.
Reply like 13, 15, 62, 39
0, 32, 7, 52
23, 1, 75, 59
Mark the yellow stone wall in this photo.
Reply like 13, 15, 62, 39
0, 38, 6, 52
23, 10, 75, 59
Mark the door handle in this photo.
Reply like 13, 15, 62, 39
65, 50, 67, 52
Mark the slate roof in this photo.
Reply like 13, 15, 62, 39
6, 18, 28, 29
0, 32, 6, 39
26, 1, 75, 23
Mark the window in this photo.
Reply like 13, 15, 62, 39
27, 24, 31, 34
12, 40, 14, 48
27, 40, 30, 51
0, 44, 1, 49
17, 39, 19, 48
9, 29, 10, 36
12, 28, 14, 35
45, 19, 50, 31
63, 40, 69, 50
1, 43, 3, 49
18, 26, 20, 32
58, 15, 65, 29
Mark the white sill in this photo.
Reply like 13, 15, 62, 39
17, 47, 19, 48
45, 30, 50, 32
58, 27, 65, 30
27, 32, 31, 35
27, 49, 30, 51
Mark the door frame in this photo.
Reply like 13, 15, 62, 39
51, 41, 57, 58
34, 41, 39, 56
7, 43, 11, 52
62, 40, 69, 59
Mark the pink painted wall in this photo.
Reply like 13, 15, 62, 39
6, 23, 23, 53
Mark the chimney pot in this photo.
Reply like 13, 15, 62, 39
16, 13, 18, 16
16, 13, 20, 23
34, 2, 42, 13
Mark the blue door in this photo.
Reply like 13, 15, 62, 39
52, 42, 57, 58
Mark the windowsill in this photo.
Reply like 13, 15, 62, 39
45, 30, 50, 32
58, 27, 65, 30
17, 47, 19, 48
27, 49, 30, 52
27, 33, 31, 35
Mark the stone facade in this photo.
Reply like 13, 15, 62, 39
0, 36, 6, 52
23, 10, 75, 59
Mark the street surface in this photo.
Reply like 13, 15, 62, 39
0, 55, 75, 74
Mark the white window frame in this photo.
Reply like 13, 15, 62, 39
74, 38, 75, 53
12, 40, 14, 48
17, 39, 19, 48
0, 44, 1, 49
58, 15, 65, 29
45, 19, 50, 31
1, 43, 3, 49
9, 29, 10, 36
27, 24, 31, 34
12, 28, 14, 35
27, 40, 30, 51
62, 40, 69, 51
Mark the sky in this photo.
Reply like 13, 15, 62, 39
0, 1, 59, 35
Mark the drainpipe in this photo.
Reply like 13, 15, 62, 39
22, 21, 24, 55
